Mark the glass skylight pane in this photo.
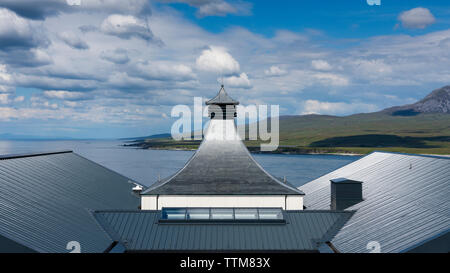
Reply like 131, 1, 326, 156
210, 208, 233, 220
234, 209, 258, 220
162, 208, 186, 220
187, 208, 210, 220
258, 208, 283, 220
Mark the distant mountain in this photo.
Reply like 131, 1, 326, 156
383, 85, 450, 116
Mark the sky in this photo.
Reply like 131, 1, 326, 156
0, 0, 449, 139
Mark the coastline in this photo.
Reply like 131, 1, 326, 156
123, 144, 363, 156
123, 143, 450, 157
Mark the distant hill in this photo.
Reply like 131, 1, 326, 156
127, 85, 450, 155
382, 85, 450, 116
120, 133, 172, 141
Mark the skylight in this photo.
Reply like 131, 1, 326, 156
160, 208, 285, 223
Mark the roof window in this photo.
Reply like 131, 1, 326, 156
160, 208, 285, 223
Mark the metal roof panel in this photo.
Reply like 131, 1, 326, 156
299, 151, 450, 253
94, 210, 353, 252
0, 151, 140, 253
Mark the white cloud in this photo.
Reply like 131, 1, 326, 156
14, 96, 24, 102
77, 0, 151, 15
100, 48, 130, 64
132, 62, 196, 81
312, 73, 349, 86
0, 63, 12, 93
162, 0, 251, 17
63, 101, 78, 107
300, 100, 378, 116
59, 31, 89, 50
350, 59, 393, 83
0, 8, 47, 50
0, 93, 10, 104
264, 66, 287, 77
0, 106, 63, 121
311, 60, 332, 71
31, 96, 59, 109
43, 90, 92, 100
0, 93, 23, 104
0, 0, 152, 20
398, 7, 436, 29
100, 14, 155, 42
0, 64, 10, 82
196, 46, 240, 74
197, 1, 236, 17
222, 72, 251, 89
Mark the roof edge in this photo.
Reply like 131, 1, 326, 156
94, 209, 350, 213
141, 193, 305, 196
371, 150, 450, 160
0, 150, 73, 160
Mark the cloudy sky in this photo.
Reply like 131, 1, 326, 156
0, 0, 449, 138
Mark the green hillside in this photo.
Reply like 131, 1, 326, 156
258, 112, 450, 155
126, 112, 450, 155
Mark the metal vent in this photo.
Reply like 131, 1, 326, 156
330, 178, 363, 210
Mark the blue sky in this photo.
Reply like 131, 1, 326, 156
0, 0, 449, 138
164, 0, 450, 37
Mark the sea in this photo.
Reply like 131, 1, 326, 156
0, 140, 360, 187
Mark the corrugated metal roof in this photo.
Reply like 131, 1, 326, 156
0, 151, 140, 253
299, 151, 450, 253
93, 210, 353, 252
143, 120, 303, 196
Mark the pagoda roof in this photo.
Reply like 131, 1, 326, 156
205, 85, 239, 105
142, 120, 303, 196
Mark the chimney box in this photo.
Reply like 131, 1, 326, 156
330, 178, 363, 210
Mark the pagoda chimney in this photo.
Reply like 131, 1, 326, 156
205, 85, 239, 120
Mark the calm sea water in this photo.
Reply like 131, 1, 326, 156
0, 140, 360, 187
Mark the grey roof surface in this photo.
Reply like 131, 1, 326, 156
143, 121, 303, 195
0, 151, 140, 253
206, 85, 239, 105
93, 210, 353, 252
299, 151, 450, 253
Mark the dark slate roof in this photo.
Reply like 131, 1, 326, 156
299, 151, 450, 253
142, 121, 303, 195
93, 210, 354, 252
0, 151, 140, 253
206, 85, 239, 105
